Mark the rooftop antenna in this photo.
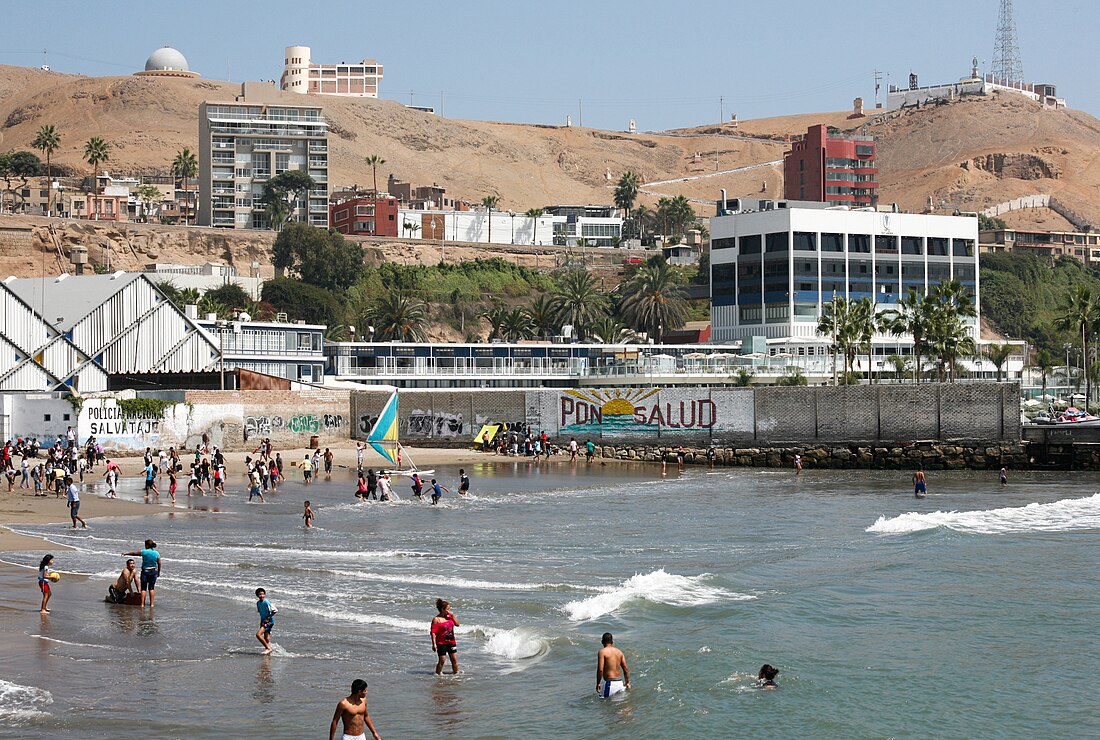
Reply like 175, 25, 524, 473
992, 0, 1024, 85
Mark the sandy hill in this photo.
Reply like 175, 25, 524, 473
1, 65, 1099, 226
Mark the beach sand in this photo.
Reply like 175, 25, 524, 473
0, 445, 523, 551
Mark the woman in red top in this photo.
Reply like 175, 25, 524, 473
430, 598, 460, 675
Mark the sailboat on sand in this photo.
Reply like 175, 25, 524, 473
366, 390, 433, 477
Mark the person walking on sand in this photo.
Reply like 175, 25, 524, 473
255, 587, 278, 655
66, 476, 88, 529
430, 598, 460, 675
122, 539, 161, 607
38, 553, 56, 613
329, 679, 382, 740
596, 632, 630, 698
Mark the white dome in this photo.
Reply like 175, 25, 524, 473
145, 47, 189, 72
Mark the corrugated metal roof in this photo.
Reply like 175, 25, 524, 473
6, 273, 146, 331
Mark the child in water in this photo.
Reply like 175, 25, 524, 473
303, 500, 315, 528
758, 664, 779, 689
38, 553, 55, 613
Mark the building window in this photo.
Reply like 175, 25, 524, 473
793, 232, 816, 251
875, 235, 898, 254
952, 239, 975, 257
765, 233, 788, 252
849, 234, 871, 253
355, 220, 376, 232
928, 237, 949, 256
712, 236, 736, 250
901, 236, 922, 255
740, 234, 762, 254
821, 233, 843, 252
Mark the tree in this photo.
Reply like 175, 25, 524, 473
619, 261, 688, 342
83, 137, 110, 205
850, 297, 889, 383
524, 207, 545, 245
501, 308, 534, 341
364, 154, 386, 195
588, 315, 640, 344
614, 170, 640, 219
272, 222, 364, 291
818, 296, 859, 380
261, 278, 346, 326
402, 220, 421, 239
775, 366, 809, 386
550, 269, 607, 339
985, 342, 1013, 382
171, 148, 198, 225
481, 195, 500, 244
367, 293, 429, 342
1053, 284, 1099, 409
135, 184, 162, 221
481, 303, 509, 341
32, 125, 61, 216
204, 283, 252, 313
978, 213, 1007, 230
0, 152, 42, 212
884, 290, 934, 384
732, 367, 755, 386
656, 195, 695, 238
886, 354, 909, 383
261, 170, 317, 231
1036, 348, 1054, 399
526, 295, 557, 338
926, 279, 977, 382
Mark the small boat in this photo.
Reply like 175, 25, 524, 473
1051, 407, 1100, 427
366, 390, 434, 477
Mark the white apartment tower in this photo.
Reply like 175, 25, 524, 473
281, 46, 383, 98
198, 82, 329, 230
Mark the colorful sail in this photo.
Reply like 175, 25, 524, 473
368, 392, 400, 465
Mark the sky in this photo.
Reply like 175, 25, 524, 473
2, 0, 1097, 131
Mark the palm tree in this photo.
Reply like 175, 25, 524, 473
526, 295, 557, 338
927, 279, 977, 382
171, 148, 198, 225
502, 308, 534, 341
481, 195, 499, 244
614, 170, 640, 219
656, 195, 695, 239
481, 303, 509, 341
524, 207, 545, 245
365, 154, 386, 195
850, 297, 889, 383
588, 315, 640, 344
731, 367, 755, 387
619, 261, 688, 342
368, 292, 429, 342
886, 354, 909, 383
32, 124, 61, 216
551, 269, 607, 340
83, 137, 110, 217
884, 289, 934, 384
985, 343, 1014, 382
818, 296, 857, 381
1036, 348, 1054, 400
1053, 284, 1099, 409
632, 204, 652, 245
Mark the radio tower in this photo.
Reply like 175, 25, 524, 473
992, 0, 1024, 85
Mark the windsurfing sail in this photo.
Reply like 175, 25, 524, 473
367, 392, 400, 466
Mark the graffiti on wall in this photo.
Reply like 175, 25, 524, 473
407, 409, 464, 438
559, 388, 716, 434
245, 413, 344, 438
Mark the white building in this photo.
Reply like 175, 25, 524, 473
281, 46, 383, 98
397, 209, 555, 246
196, 314, 325, 383
709, 200, 985, 376
3, 273, 219, 384
144, 263, 264, 300
199, 82, 329, 230
545, 205, 624, 248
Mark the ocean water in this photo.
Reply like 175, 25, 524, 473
0, 462, 1097, 738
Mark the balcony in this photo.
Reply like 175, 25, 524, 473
308, 143, 328, 153
212, 216, 236, 226
308, 159, 328, 169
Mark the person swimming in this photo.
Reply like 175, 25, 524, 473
758, 664, 779, 689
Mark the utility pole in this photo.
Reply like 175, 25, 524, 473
578, 99, 583, 128
716, 96, 723, 171
873, 70, 882, 108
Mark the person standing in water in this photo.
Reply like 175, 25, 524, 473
913, 469, 927, 497
123, 539, 161, 607
255, 587, 278, 655
429, 479, 449, 506
328, 679, 381, 740
38, 553, 55, 613
596, 632, 630, 698
794, 454, 803, 474
999, 467, 1008, 487
303, 500, 315, 528
458, 469, 470, 496
430, 598, 460, 675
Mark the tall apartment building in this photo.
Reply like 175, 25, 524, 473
198, 82, 329, 230
783, 125, 879, 207
709, 200, 979, 346
281, 46, 383, 97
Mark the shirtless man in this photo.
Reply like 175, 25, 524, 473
913, 468, 927, 498
329, 679, 381, 740
107, 559, 139, 603
596, 632, 630, 698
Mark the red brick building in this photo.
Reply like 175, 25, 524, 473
783, 125, 878, 207
330, 196, 399, 236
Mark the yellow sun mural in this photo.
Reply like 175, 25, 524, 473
564, 388, 660, 418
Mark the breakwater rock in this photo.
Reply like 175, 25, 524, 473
598, 441, 1030, 470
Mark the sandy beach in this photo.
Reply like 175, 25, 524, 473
0, 444, 529, 551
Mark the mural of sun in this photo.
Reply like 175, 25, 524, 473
564, 388, 660, 417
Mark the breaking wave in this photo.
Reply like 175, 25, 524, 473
0, 679, 52, 725
867, 493, 1100, 535
563, 569, 753, 621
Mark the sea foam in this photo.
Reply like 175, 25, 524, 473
867, 493, 1100, 535
563, 569, 753, 621
0, 679, 52, 724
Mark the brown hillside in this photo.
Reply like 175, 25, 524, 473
1, 65, 1099, 225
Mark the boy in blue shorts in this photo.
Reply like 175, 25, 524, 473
255, 587, 277, 654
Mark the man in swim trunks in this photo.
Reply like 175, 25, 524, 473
328, 678, 381, 740
458, 469, 470, 496
913, 469, 927, 497
429, 479, 448, 506
596, 632, 630, 698
123, 539, 161, 607
108, 559, 139, 604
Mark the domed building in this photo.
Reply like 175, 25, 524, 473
134, 47, 198, 78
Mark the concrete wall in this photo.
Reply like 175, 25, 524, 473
0, 393, 76, 443
76, 389, 351, 452
350, 383, 1020, 446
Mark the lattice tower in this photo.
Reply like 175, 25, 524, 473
992, 0, 1024, 84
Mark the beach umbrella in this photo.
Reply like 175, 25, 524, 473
1023, 399, 1042, 408
1071, 393, 1087, 400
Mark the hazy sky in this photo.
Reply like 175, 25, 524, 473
3, 0, 1096, 130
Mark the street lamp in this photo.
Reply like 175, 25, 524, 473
215, 319, 228, 390
509, 211, 516, 244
